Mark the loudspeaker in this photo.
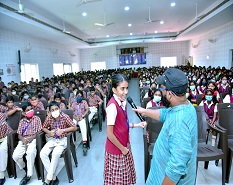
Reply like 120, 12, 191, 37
18, 50, 21, 72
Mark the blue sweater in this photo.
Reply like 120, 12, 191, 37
146, 101, 197, 185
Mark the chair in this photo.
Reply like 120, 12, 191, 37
7, 130, 42, 180
7, 111, 22, 130
142, 97, 151, 108
217, 103, 233, 183
12, 95, 20, 102
39, 99, 48, 109
14, 101, 23, 108
195, 106, 228, 185
143, 106, 164, 181
36, 131, 78, 183
34, 110, 47, 124
196, 94, 203, 105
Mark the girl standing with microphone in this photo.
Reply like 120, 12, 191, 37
104, 74, 146, 185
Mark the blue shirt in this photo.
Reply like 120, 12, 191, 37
146, 101, 197, 185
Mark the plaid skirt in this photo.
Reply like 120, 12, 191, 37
104, 144, 136, 185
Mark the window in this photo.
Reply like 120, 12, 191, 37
53, 63, 64, 76
72, 63, 79, 73
64, 64, 71, 74
91, 62, 106, 71
160, 57, 177, 67
21, 64, 39, 83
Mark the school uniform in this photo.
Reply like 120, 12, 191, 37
71, 100, 89, 141
88, 94, 101, 122
0, 113, 13, 179
40, 113, 75, 181
146, 100, 163, 109
104, 95, 136, 185
12, 115, 42, 177
32, 101, 45, 110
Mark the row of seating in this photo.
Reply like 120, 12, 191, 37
144, 104, 233, 184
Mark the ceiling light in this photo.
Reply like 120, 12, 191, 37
170, 2, 176, 7
160, 20, 164, 24
125, 6, 129, 11
154, 31, 158, 33
130, 33, 133, 35
128, 24, 132, 27
82, 12, 87, 16
106, 35, 109, 38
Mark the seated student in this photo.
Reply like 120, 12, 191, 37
146, 89, 163, 109
44, 85, 54, 101
0, 113, 13, 185
54, 93, 66, 110
218, 75, 230, 93
20, 91, 30, 102
94, 81, 105, 98
10, 87, 19, 99
71, 91, 89, 155
30, 94, 45, 110
37, 90, 47, 101
189, 80, 199, 106
68, 87, 78, 109
55, 88, 65, 101
87, 86, 103, 123
0, 89, 6, 104
40, 101, 77, 185
12, 102, 42, 185
5, 95, 22, 116
223, 84, 233, 103
78, 83, 86, 98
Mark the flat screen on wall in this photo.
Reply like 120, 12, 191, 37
119, 53, 146, 66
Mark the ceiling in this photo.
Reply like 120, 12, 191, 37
0, 0, 233, 48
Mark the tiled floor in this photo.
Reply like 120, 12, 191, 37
4, 78, 233, 185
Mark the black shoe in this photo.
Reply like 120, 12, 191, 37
19, 175, 31, 185
0, 177, 6, 185
83, 142, 87, 156
50, 177, 59, 185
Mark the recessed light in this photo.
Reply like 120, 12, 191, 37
170, 2, 176, 7
125, 6, 129, 11
130, 33, 133, 35
128, 23, 132, 27
154, 31, 158, 33
106, 35, 109, 38
82, 12, 87, 16
160, 20, 164, 24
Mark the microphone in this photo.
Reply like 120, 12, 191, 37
127, 96, 144, 122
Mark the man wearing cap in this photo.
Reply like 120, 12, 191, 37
134, 68, 197, 185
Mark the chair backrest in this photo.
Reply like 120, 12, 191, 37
220, 92, 228, 102
218, 103, 233, 139
194, 106, 209, 143
141, 86, 150, 99
63, 90, 72, 101
196, 94, 203, 106
7, 111, 22, 130
61, 109, 73, 120
14, 101, 23, 108
146, 106, 164, 144
13, 95, 20, 102
42, 93, 48, 100
34, 110, 47, 124
142, 97, 151, 109
40, 99, 48, 109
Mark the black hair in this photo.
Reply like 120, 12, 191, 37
94, 81, 100, 86
44, 85, 49, 88
54, 93, 62, 100
78, 83, 84, 88
56, 88, 62, 93
6, 96, 14, 103
76, 90, 83, 97
73, 86, 78, 91
48, 101, 59, 111
90, 86, 95, 92
111, 74, 128, 89
22, 102, 32, 112
31, 93, 38, 98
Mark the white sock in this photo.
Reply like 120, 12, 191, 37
212, 135, 216, 146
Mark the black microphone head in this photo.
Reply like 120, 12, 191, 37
127, 96, 133, 103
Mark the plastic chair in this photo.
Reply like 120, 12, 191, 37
195, 106, 228, 185
12, 95, 20, 102
196, 94, 203, 105
7, 130, 42, 180
13, 102, 23, 108
217, 103, 233, 183
143, 106, 164, 181
142, 97, 151, 108
34, 110, 47, 124
36, 131, 78, 183
7, 111, 22, 130
39, 99, 48, 109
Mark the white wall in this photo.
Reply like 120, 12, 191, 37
0, 29, 80, 83
190, 21, 233, 68
79, 41, 189, 71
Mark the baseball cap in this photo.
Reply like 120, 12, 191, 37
156, 68, 188, 95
